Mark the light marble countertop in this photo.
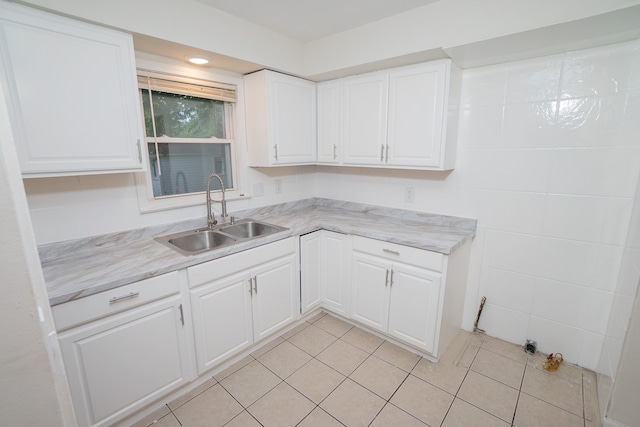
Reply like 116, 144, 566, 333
39, 198, 476, 306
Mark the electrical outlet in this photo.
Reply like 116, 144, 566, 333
405, 186, 415, 203
253, 182, 264, 197
275, 179, 282, 194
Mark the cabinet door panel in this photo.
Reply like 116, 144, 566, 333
191, 273, 253, 374
388, 263, 442, 353
387, 64, 446, 167
58, 296, 188, 427
323, 231, 351, 316
350, 253, 390, 331
300, 232, 323, 314
342, 74, 388, 165
252, 255, 297, 340
317, 81, 340, 164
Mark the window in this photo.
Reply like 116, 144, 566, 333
136, 71, 239, 211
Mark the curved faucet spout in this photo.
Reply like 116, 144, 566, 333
206, 173, 228, 229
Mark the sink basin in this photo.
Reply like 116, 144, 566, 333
155, 219, 287, 256
217, 220, 284, 239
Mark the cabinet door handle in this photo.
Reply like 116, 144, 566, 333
249, 278, 253, 295
385, 269, 389, 287
274, 144, 278, 161
385, 144, 389, 162
383, 248, 400, 256
390, 270, 394, 287
109, 292, 139, 304
253, 276, 258, 294
380, 144, 385, 162
333, 144, 337, 160
179, 304, 184, 326
136, 139, 142, 163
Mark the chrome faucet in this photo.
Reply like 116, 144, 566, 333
206, 173, 228, 229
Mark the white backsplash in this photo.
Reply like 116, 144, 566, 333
24, 39, 640, 371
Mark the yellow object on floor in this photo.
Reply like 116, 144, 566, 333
542, 353, 564, 371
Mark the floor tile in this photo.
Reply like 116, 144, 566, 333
439, 330, 475, 364
167, 376, 217, 410
281, 322, 311, 340
350, 355, 408, 399
514, 392, 584, 427
213, 355, 254, 382
224, 410, 262, 427
257, 340, 312, 379
306, 311, 328, 323
471, 348, 525, 389
286, 358, 345, 404
247, 382, 315, 427
250, 336, 285, 358
130, 405, 171, 427
390, 374, 454, 427
172, 383, 242, 427
297, 407, 344, 427
481, 335, 529, 363
584, 372, 599, 422
313, 314, 353, 337
373, 341, 421, 372
458, 344, 480, 368
219, 360, 281, 407
341, 326, 385, 353
521, 365, 583, 417
527, 351, 583, 384
288, 324, 337, 356
317, 339, 369, 376
411, 357, 468, 395
370, 403, 428, 427
320, 378, 386, 427
457, 370, 519, 423
442, 398, 510, 427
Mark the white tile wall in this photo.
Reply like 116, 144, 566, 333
23, 40, 640, 373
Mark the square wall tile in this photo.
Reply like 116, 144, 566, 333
457, 106, 504, 149
475, 303, 530, 346
482, 230, 541, 276
502, 101, 557, 149
479, 267, 536, 314
505, 55, 562, 104
531, 278, 589, 329
541, 194, 607, 243
536, 237, 599, 285
460, 66, 507, 108
527, 316, 583, 364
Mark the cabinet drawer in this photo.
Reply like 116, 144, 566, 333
352, 236, 443, 272
52, 271, 180, 331
188, 238, 295, 288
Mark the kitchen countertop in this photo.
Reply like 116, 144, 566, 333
39, 198, 477, 306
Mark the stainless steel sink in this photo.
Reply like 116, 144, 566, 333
155, 219, 287, 256
217, 220, 284, 239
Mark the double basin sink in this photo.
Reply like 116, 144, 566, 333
155, 219, 288, 256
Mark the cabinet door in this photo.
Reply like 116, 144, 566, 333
0, 3, 144, 176
387, 62, 447, 168
317, 81, 341, 164
58, 295, 190, 427
268, 72, 317, 165
300, 232, 323, 314
350, 252, 391, 332
323, 231, 352, 316
342, 73, 389, 165
388, 262, 442, 353
190, 272, 253, 374
252, 254, 298, 340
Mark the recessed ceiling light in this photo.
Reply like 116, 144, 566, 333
187, 56, 209, 65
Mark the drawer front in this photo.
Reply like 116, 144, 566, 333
352, 236, 443, 272
52, 271, 180, 331
188, 237, 295, 288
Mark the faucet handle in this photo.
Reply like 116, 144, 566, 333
230, 216, 235, 225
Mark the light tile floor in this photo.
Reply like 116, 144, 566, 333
133, 312, 600, 427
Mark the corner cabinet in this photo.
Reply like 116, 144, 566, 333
52, 272, 193, 427
0, 3, 146, 177
244, 70, 317, 166
318, 60, 461, 171
187, 238, 298, 374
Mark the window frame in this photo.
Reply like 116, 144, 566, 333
134, 58, 247, 213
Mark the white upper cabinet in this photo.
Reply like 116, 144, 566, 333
244, 70, 317, 166
341, 72, 389, 165
318, 60, 460, 171
0, 3, 146, 177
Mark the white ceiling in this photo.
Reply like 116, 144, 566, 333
193, 0, 440, 42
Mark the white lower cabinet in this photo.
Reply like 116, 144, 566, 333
300, 230, 352, 316
54, 272, 192, 427
188, 238, 298, 374
350, 236, 447, 356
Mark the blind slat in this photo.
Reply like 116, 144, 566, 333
137, 74, 236, 103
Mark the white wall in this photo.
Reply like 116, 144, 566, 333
315, 40, 640, 370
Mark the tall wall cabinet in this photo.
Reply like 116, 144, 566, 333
0, 2, 146, 177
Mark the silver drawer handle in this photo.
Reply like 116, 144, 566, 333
109, 292, 140, 304
383, 248, 400, 256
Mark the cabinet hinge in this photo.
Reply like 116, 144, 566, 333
136, 139, 142, 163
179, 304, 184, 326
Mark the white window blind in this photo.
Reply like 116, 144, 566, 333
137, 71, 236, 103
